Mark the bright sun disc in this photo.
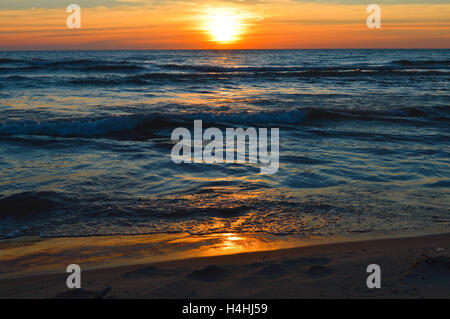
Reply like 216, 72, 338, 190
206, 10, 242, 43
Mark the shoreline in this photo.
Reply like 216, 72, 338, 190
1, 228, 450, 279
1, 231, 450, 298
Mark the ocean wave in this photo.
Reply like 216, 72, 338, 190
0, 66, 42, 72
0, 114, 148, 137
393, 59, 450, 67
163, 64, 312, 73
2, 57, 449, 74
305, 106, 450, 122
80, 64, 144, 72
0, 58, 96, 65
62, 69, 449, 86
162, 61, 450, 73
0, 191, 61, 219
49, 62, 144, 72
0, 58, 22, 64
0, 110, 308, 137
0, 58, 146, 72
1, 63, 447, 88
0, 106, 448, 138
161, 63, 399, 73
31, 58, 136, 67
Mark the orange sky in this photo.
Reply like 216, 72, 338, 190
0, 0, 449, 50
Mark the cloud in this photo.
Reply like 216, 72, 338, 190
0, 0, 142, 10
150, 0, 267, 5
2, 0, 447, 11
291, 0, 450, 4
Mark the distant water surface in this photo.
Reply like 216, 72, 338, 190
0, 49, 449, 239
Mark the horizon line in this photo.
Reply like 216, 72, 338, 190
1, 48, 449, 52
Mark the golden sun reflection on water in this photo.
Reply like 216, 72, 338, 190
3, 228, 433, 279
218, 233, 245, 251
0, 232, 311, 279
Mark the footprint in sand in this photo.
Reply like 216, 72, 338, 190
305, 265, 334, 278
403, 256, 450, 284
252, 264, 286, 279
282, 256, 331, 269
185, 265, 229, 282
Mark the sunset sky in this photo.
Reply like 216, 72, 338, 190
0, 0, 448, 50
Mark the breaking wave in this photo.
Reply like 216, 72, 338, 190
0, 106, 448, 138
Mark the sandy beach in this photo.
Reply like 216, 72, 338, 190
1, 232, 449, 299
1, 0, 449, 305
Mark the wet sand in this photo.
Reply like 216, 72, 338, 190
1, 232, 449, 299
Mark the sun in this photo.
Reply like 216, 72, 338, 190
205, 9, 243, 44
